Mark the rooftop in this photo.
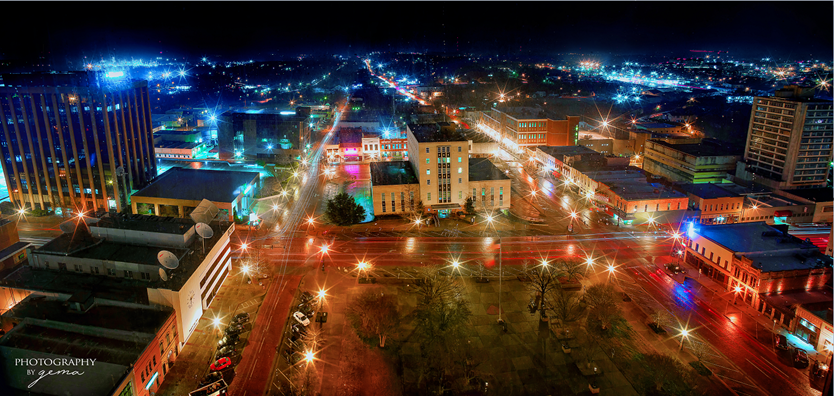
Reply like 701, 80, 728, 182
648, 139, 741, 157
780, 187, 834, 203
19, 219, 232, 292
459, 129, 495, 144
370, 161, 419, 186
680, 183, 741, 199
132, 168, 259, 203
0, 322, 152, 367
692, 222, 832, 272
4, 295, 173, 335
537, 145, 601, 158
637, 122, 677, 129
154, 141, 199, 150
469, 158, 511, 182
496, 107, 547, 120
760, 289, 833, 317
407, 123, 468, 142
37, 234, 188, 266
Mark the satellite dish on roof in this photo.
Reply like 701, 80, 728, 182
196, 222, 213, 252
158, 250, 179, 270
196, 223, 214, 239
115, 166, 125, 177
159, 268, 169, 281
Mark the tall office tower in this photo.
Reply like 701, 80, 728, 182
737, 85, 833, 189
0, 71, 156, 214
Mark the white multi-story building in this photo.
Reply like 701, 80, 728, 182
737, 85, 833, 189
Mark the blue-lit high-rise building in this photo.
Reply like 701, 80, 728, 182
0, 71, 156, 214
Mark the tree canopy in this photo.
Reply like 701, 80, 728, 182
325, 192, 366, 226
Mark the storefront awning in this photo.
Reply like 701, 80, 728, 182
430, 203, 461, 210
774, 210, 792, 217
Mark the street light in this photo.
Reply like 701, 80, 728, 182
317, 289, 326, 311
678, 328, 690, 351
733, 285, 742, 304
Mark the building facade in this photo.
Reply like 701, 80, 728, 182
643, 139, 741, 184
479, 108, 579, 153
407, 123, 470, 214
0, 71, 157, 214
217, 109, 310, 159
737, 85, 833, 189
683, 222, 832, 330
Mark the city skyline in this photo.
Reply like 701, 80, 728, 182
1, 2, 832, 64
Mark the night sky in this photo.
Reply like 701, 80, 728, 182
4, 2, 832, 63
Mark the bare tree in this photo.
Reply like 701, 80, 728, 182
649, 310, 673, 332
544, 285, 585, 328
346, 290, 400, 347
689, 338, 710, 363
558, 259, 584, 282
584, 283, 616, 309
414, 265, 462, 305
584, 283, 619, 331
527, 263, 563, 314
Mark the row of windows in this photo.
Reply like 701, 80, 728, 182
425, 146, 462, 154
702, 202, 741, 212
518, 134, 544, 140
48, 261, 158, 281
157, 153, 191, 158
518, 122, 545, 128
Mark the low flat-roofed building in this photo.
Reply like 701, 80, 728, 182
131, 168, 260, 221
778, 188, 834, 224
679, 183, 745, 224
370, 161, 420, 216
570, 166, 688, 225
468, 158, 511, 210
154, 141, 210, 160
791, 301, 833, 354
684, 222, 832, 330
4, 211, 234, 348
741, 191, 818, 225
535, 145, 606, 180
643, 139, 741, 184
459, 129, 498, 158
0, 294, 177, 396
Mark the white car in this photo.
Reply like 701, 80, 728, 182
293, 311, 310, 327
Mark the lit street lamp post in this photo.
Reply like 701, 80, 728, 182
679, 328, 690, 351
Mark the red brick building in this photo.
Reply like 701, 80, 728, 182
684, 222, 833, 330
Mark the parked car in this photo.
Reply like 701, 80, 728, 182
300, 291, 314, 303
774, 334, 789, 350
210, 357, 233, 371
233, 312, 250, 323
199, 372, 223, 386
291, 324, 308, 334
794, 349, 810, 368
217, 334, 239, 348
293, 311, 311, 326
216, 346, 236, 359
225, 324, 244, 335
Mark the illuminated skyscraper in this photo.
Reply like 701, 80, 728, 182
0, 71, 156, 214
737, 85, 832, 189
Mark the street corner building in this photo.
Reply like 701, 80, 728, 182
130, 167, 260, 222
0, 201, 235, 395
0, 71, 157, 215
0, 299, 176, 396
683, 221, 834, 354
401, 122, 510, 218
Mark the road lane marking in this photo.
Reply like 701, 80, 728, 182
713, 374, 758, 388
746, 359, 769, 376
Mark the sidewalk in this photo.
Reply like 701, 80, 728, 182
581, 270, 735, 396
657, 258, 828, 363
